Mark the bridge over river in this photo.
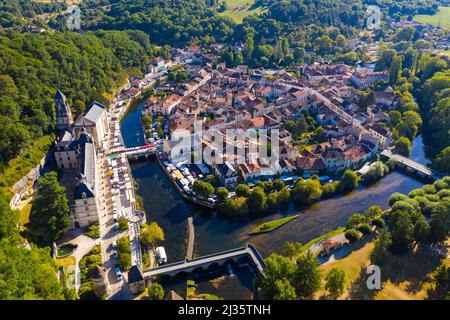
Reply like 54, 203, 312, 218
142, 243, 266, 280
381, 149, 444, 181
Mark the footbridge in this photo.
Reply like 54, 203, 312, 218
142, 243, 266, 279
108, 144, 157, 161
381, 149, 444, 180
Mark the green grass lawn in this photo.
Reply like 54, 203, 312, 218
219, 0, 268, 24
414, 6, 450, 28
249, 215, 299, 235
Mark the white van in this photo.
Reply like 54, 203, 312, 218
155, 246, 167, 265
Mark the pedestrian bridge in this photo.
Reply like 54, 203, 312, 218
142, 243, 266, 280
381, 149, 443, 180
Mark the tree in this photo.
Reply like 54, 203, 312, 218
314, 35, 333, 55
433, 146, 450, 174
0, 242, 65, 299
345, 229, 360, 243
281, 241, 302, 259
273, 278, 297, 300
118, 217, 129, 232
273, 179, 285, 191
256, 253, 296, 299
429, 263, 449, 299
142, 115, 152, 130
192, 180, 214, 198
276, 187, 291, 208
325, 268, 346, 299
337, 170, 359, 193
358, 223, 373, 235
372, 217, 385, 229
147, 283, 164, 300
370, 230, 392, 265
295, 251, 321, 297
30, 171, 70, 243
0, 194, 18, 240
389, 55, 402, 85
247, 187, 267, 213
395, 26, 415, 42
389, 210, 414, 254
235, 184, 250, 197
347, 214, 365, 228
428, 207, 449, 244
413, 218, 430, 245
293, 179, 322, 205
216, 187, 229, 203
141, 222, 165, 248
223, 197, 248, 216
365, 205, 383, 218
119, 252, 131, 271
394, 136, 411, 156
376, 49, 397, 71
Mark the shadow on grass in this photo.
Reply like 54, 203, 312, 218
349, 246, 442, 299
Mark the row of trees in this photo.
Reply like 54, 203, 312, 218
256, 251, 346, 300
210, 170, 359, 216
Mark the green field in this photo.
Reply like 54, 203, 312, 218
414, 6, 450, 28
219, 0, 268, 24
249, 215, 298, 235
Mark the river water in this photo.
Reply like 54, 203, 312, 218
122, 105, 425, 298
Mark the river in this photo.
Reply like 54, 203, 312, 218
122, 104, 426, 261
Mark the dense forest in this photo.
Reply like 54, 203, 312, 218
0, 29, 154, 167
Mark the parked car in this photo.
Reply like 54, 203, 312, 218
114, 264, 122, 281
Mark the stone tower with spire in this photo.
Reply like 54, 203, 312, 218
54, 89, 74, 131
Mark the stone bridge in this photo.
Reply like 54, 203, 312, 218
142, 243, 266, 280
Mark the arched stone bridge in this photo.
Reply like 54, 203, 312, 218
142, 243, 266, 280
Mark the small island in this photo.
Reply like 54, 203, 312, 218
249, 215, 299, 235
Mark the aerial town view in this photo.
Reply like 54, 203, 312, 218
0, 0, 449, 308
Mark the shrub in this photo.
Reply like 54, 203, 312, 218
358, 223, 373, 235
345, 229, 360, 243
85, 223, 100, 239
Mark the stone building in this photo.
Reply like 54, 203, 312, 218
72, 130, 100, 228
